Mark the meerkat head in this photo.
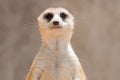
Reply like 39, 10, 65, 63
38, 7, 74, 40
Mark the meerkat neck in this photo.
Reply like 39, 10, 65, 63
40, 29, 73, 51
42, 34, 72, 50
42, 36, 71, 51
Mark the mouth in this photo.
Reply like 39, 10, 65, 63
50, 26, 62, 29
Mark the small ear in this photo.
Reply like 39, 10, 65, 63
70, 14, 74, 21
37, 16, 40, 22
37, 12, 44, 22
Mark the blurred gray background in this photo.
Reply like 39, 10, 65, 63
0, 0, 120, 80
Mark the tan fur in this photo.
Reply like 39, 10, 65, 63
26, 7, 86, 80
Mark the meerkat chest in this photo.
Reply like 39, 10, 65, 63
38, 47, 78, 80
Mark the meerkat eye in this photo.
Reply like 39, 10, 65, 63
44, 13, 53, 22
60, 12, 67, 20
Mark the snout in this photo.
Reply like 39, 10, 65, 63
53, 21, 59, 25
50, 20, 62, 29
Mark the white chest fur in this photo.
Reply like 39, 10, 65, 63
34, 39, 80, 80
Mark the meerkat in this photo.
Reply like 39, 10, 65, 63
26, 7, 86, 80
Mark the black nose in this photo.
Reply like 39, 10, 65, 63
53, 21, 59, 25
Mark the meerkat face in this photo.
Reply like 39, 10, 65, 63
38, 7, 74, 37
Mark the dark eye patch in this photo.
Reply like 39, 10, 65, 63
44, 13, 53, 22
60, 12, 67, 20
